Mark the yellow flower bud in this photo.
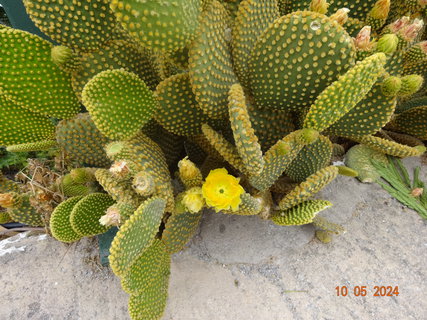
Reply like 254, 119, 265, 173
182, 187, 205, 213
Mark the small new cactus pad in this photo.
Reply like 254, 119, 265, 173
345, 144, 388, 183
70, 168, 97, 185
162, 210, 203, 254
248, 10, 355, 111
128, 271, 169, 320
50, 196, 84, 243
23, 0, 118, 52
228, 84, 264, 176
82, 69, 158, 140
70, 193, 115, 237
95, 169, 141, 204
0, 173, 20, 194
0, 94, 54, 146
303, 53, 387, 132
222, 192, 263, 215
271, 199, 333, 226
312, 215, 345, 234
326, 85, 396, 137
249, 130, 312, 191
72, 40, 159, 100
155, 73, 211, 136
189, 0, 238, 119
7, 194, 44, 226
398, 75, 424, 97
201, 124, 247, 174
121, 239, 171, 295
284, 135, 332, 183
110, 0, 202, 52
0, 28, 79, 118
56, 113, 112, 167
232, 0, 279, 87
178, 157, 204, 189
6, 140, 57, 153
352, 135, 426, 158
388, 106, 427, 140
279, 166, 339, 210
109, 198, 166, 277
51, 46, 82, 74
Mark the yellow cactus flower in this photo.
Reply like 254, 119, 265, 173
202, 168, 244, 212
182, 187, 205, 213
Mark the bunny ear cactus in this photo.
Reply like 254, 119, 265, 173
0, 28, 80, 119
50, 196, 84, 243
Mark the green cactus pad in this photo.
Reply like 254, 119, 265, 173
110, 0, 202, 53
70, 168, 97, 185
72, 40, 159, 100
303, 53, 386, 132
128, 272, 169, 320
109, 198, 166, 277
382, 131, 424, 148
121, 239, 171, 295
7, 194, 44, 226
248, 103, 295, 152
326, 84, 396, 137
23, 0, 117, 52
388, 106, 427, 140
345, 144, 388, 183
70, 193, 115, 237
95, 169, 141, 204
284, 135, 332, 183
228, 84, 264, 176
201, 124, 247, 174
271, 199, 333, 226
312, 216, 345, 234
279, 166, 339, 210
248, 10, 355, 111
62, 183, 92, 197
396, 96, 427, 113
0, 28, 79, 118
6, 140, 57, 153
232, 0, 279, 87
249, 130, 311, 191
222, 192, 263, 216
404, 42, 427, 66
51, 46, 82, 74
189, 0, 238, 119
162, 210, 203, 254
0, 94, 54, 146
82, 69, 158, 140
155, 73, 211, 136
56, 113, 112, 167
352, 135, 426, 158
50, 196, 84, 243
0, 173, 20, 194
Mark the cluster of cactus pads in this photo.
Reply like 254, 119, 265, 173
0, 0, 426, 319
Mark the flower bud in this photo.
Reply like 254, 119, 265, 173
398, 75, 424, 97
369, 0, 390, 20
330, 8, 350, 25
310, 0, 329, 14
354, 26, 374, 51
182, 187, 205, 213
382, 76, 402, 96
376, 34, 399, 54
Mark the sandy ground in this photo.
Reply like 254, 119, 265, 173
0, 157, 426, 320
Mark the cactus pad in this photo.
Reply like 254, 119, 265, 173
0, 28, 79, 118
82, 69, 158, 140
7, 194, 44, 226
303, 53, 387, 132
284, 135, 332, 183
162, 210, 203, 254
189, 0, 238, 119
23, 0, 118, 52
110, 0, 202, 52
248, 11, 355, 111
50, 196, 84, 243
121, 239, 171, 295
156, 73, 210, 136
353, 135, 426, 158
271, 199, 333, 226
6, 140, 57, 153
345, 144, 388, 183
70, 193, 115, 237
279, 166, 339, 210
109, 198, 166, 277
228, 84, 264, 176
0, 94, 54, 146
389, 106, 427, 140
56, 113, 112, 167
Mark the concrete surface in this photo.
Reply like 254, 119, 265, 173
1, 157, 426, 320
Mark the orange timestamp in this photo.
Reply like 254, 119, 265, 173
335, 286, 399, 297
